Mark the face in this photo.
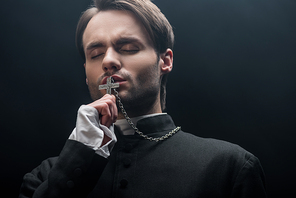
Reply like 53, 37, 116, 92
83, 10, 168, 115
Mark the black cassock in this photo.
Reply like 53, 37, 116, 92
19, 114, 266, 198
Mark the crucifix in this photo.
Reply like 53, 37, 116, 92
99, 76, 119, 94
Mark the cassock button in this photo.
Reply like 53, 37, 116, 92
124, 143, 133, 152
67, 180, 75, 189
122, 158, 132, 167
74, 168, 82, 177
120, 179, 128, 188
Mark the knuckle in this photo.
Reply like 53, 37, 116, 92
101, 103, 109, 109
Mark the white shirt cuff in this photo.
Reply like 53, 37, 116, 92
69, 105, 117, 158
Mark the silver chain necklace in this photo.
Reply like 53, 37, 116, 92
109, 77, 181, 142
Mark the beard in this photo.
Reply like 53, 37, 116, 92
87, 60, 161, 117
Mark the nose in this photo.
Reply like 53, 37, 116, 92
102, 48, 121, 73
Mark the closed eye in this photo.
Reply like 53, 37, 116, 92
119, 43, 139, 54
120, 49, 139, 54
91, 53, 104, 59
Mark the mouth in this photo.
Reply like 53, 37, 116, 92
101, 75, 126, 85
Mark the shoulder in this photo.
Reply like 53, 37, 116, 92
173, 131, 264, 178
175, 130, 243, 150
171, 131, 266, 196
174, 131, 257, 166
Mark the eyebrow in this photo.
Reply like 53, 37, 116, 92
85, 36, 143, 52
85, 41, 105, 52
115, 37, 142, 46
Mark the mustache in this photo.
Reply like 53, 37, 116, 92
96, 71, 131, 84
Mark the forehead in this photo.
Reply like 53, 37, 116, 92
83, 10, 151, 48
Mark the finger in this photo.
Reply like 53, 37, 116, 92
87, 94, 117, 127
101, 95, 117, 124
110, 95, 118, 123
100, 102, 112, 127
103, 95, 117, 125
99, 95, 117, 127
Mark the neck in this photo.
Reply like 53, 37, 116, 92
117, 99, 162, 120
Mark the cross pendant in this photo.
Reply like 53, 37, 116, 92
99, 76, 120, 94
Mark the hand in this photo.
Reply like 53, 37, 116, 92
87, 94, 118, 128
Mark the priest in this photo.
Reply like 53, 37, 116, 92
19, 0, 267, 197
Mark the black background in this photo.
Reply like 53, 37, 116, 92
1, 0, 295, 197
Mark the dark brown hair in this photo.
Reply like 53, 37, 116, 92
75, 0, 174, 110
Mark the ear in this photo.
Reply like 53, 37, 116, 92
159, 48, 173, 75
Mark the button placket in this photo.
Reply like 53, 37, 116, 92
122, 158, 132, 167
66, 180, 75, 189
123, 143, 133, 152
115, 142, 137, 195
120, 179, 128, 188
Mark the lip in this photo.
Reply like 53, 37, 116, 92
101, 75, 126, 85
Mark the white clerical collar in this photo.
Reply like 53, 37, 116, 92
115, 113, 167, 135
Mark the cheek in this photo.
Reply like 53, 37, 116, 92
126, 52, 158, 74
85, 64, 104, 82
135, 64, 160, 85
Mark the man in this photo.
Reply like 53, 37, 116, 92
19, 0, 267, 197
